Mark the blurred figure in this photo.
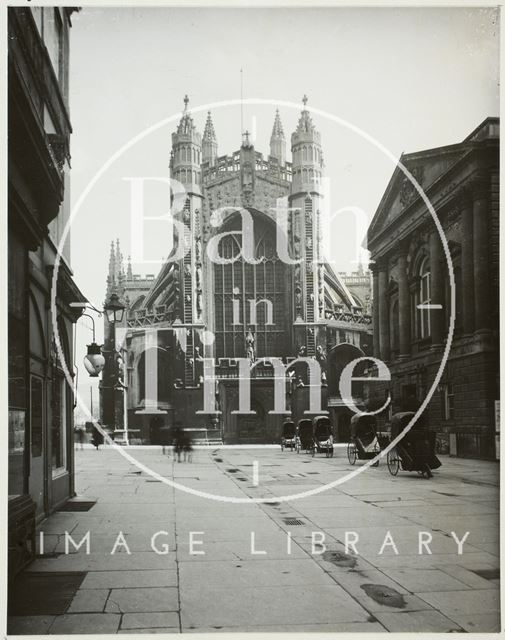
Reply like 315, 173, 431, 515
91, 424, 104, 450
183, 430, 193, 463
75, 425, 85, 450
173, 426, 183, 462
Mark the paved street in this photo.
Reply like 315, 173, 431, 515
8, 445, 500, 634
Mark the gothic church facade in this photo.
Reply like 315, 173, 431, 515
101, 98, 372, 444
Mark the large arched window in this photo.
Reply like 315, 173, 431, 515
213, 211, 288, 358
415, 256, 431, 339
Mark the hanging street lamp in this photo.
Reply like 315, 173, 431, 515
104, 292, 125, 324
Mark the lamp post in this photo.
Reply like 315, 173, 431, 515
71, 297, 128, 443
103, 292, 126, 443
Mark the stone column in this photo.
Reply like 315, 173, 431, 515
397, 252, 411, 358
371, 263, 380, 358
429, 231, 444, 346
459, 187, 474, 334
472, 178, 490, 331
378, 262, 390, 361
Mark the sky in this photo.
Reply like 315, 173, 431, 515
67, 6, 499, 418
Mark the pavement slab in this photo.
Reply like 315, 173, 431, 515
417, 587, 500, 616
378, 567, 472, 592
105, 587, 179, 613
118, 628, 181, 634
7, 615, 56, 634
81, 570, 178, 589
48, 613, 121, 634
374, 609, 463, 632
179, 558, 337, 588
180, 583, 370, 628
120, 612, 180, 629
67, 589, 110, 613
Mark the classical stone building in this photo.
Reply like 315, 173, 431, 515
8, 7, 85, 577
101, 98, 373, 444
366, 118, 499, 459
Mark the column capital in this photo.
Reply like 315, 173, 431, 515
372, 256, 388, 272
369, 260, 379, 274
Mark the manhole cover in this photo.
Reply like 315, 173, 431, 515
283, 517, 304, 525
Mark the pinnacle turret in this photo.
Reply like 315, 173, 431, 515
271, 109, 285, 139
203, 111, 216, 142
106, 240, 116, 296
295, 94, 316, 135
171, 95, 202, 187
270, 109, 286, 165
291, 95, 323, 193
202, 111, 218, 166
176, 94, 197, 135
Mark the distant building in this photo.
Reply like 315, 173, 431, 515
8, 6, 85, 575
339, 266, 372, 315
101, 98, 374, 444
366, 118, 499, 458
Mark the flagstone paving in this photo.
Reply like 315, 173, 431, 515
7, 445, 501, 634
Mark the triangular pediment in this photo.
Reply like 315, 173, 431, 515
367, 143, 468, 244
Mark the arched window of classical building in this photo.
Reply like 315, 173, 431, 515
415, 256, 431, 339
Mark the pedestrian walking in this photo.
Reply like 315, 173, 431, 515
75, 425, 85, 450
91, 425, 104, 450
183, 430, 193, 463
173, 426, 183, 462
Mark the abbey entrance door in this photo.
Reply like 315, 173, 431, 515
235, 399, 266, 443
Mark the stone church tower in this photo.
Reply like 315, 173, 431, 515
102, 97, 372, 444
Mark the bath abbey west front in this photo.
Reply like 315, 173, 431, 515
101, 98, 372, 444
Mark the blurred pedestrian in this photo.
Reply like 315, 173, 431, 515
183, 430, 193, 463
91, 424, 104, 450
75, 425, 85, 450
173, 426, 183, 462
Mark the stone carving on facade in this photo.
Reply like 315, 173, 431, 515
400, 165, 424, 207
293, 234, 301, 259
245, 331, 255, 362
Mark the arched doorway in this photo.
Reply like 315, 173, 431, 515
236, 399, 266, 444
327, 342, 366, 442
